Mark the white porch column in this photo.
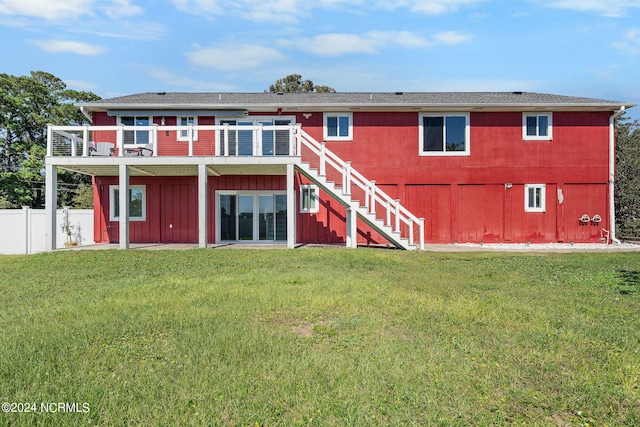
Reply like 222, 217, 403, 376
45, 164, 57, 251
286, 163, 296, 249
119, 164, 130, 249
198, 163, 208, 248
346, 204, 358, 248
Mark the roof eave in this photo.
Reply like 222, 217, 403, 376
79, 101, 636, 113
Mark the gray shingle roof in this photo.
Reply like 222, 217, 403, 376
82, 91, 635, 111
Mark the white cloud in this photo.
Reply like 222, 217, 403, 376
279, 30, 471, 57
0, 0, 143, 20
0, 0, 91, 20
101, 0, 143, 19
407, 0, 485, 14
32, 39, 106, 55
72, 21, 166, 41
542, 0, 640, 17
186, 43, 287, 71
613, 28, 640, 54
433, 30, 473, 44
288, 33, 382, 56
168, 0, 482, 22
168, 0, 223, 16
134, 65, 237, 91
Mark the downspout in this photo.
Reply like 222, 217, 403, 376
609, 106, 625, 244
80, 105, 93, 123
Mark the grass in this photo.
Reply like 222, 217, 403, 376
0, 248, 639, 426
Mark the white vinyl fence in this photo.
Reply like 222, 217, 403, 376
0, 208, 94, 255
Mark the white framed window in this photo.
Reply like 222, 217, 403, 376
419, 113, 470, 156
300, 185, 319, 213
523, 113, 552, 140
118, 116, 152, 146
177, 116, 198, 141
524, 184, 546, 212
323, 112, 352, 141
109, 185, 147, 221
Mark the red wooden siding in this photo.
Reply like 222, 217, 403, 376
404, 184, 451, 243
90, 110, 614, 245
160, 182, 198, 243
94, 176, 197, 243
296, 173, 346, 244
562, 183, 609, 243
94, 175, 287, 244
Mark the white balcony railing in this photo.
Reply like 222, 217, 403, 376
46, 124, 299, 158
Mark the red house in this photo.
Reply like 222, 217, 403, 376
44, 92, 635, 250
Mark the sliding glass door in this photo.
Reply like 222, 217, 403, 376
218, 117, 293, 156
218, 192, 287, 242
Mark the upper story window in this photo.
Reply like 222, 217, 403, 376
324, 113, 352, 141
177, 116, 198, 141
524, 184, 546, 212
523, 113, 552, 140
419, 113, 470, 156
119, 116, 151, 146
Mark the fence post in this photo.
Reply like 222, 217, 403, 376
153, 124, 159, 156
319, 142, 326, 177
22, 206, 30, 255
82, 126, 89, 156
256, 124, 262, 156
46, 125, 53, 157
117, 125, 124, 156
223, 123, 229, 156
343, 162, 351, 196
394, 199, 401, 233
369, 180, 376, 214
419, 218, 425, 250
386, 201, 391, 227
409, 221, 414, 246
294, 125, 300, 156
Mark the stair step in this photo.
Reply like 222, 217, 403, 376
296, 160, 418, 250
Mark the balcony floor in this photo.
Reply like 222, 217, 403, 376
45, 155, 300, 176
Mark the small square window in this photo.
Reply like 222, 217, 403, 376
523, 113, 552, 140
324, 113, 352, 141
110, 185, 146, 221
300, 185, 319, 213
524, 184, 546, 212
178, 116, 198, 141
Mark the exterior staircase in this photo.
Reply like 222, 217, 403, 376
295, 128, 424, 250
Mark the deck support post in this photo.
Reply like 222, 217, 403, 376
198, 163, 208, 248
119, 164, 130, 249
45, 164, 57, 251
346, 204, 358, 248
287, 163, 296, 249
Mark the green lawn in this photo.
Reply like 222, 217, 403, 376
0, 249, 639, 426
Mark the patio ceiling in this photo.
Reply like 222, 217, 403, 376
47, 156, 295, 177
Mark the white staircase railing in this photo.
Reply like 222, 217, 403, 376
296, 127, 424, 250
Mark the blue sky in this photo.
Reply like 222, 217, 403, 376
1, 0, 639, 119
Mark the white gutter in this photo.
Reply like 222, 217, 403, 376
80, 105, 92, 123
609, 106, 626, 244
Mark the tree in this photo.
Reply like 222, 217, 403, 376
0, 71, 100, 208
269, 74, 335, 93
615, 113, 640, 236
